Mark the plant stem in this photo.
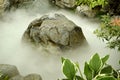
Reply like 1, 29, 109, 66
78, 66, 84, 78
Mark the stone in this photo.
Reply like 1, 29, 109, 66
0, 0, 10, 14
9, 0, 34, 9
0, 64, 20, 78
0, 0, 34, 15
75, 5, 97, 18
24, 74, 42, 80
22, 13, 86, 50
9, 75, 24, 80
0, 64, 42, 80
50, 0, 76, 8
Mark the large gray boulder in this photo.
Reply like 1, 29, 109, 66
50, 0, 76, 8
0, 64, 20, 78
22, 14, 86, 50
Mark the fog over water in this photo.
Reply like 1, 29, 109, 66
0, 0, 120, 80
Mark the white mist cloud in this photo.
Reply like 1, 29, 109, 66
0, 1, 119, 80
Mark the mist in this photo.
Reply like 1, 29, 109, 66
0, 0, 120, 80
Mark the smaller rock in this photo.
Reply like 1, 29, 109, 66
75, 5, 97, 17
50, 0, 76, 8
9, 75, 24, 80
0, 0, 10, 14
24, 74, 42, 80
0, 64, 20, 78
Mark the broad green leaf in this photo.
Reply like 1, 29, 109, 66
96, 76, 117, 80
100, 65, 113, 74
84, 62, 94, 80
75, 75, 84, 80
101, 55, 109, 65
62, 59, 76, 80
89, 53, 102, 72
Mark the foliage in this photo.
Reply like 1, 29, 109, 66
94, 14, 120, 50
75, 0, 108, 9
103, 0, 120, 15
0, 72, 9, 80
60, 53, 120, 80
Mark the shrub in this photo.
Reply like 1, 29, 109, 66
76, 0, 108, 9
0, 72, 9, 80
59, 53, 120, 80
103, 0, 120, 15
94, 14, 120, 51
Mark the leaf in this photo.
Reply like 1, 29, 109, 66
62, 79, 70, 80
84, 62, 94, 80
89, 53, 102, 72
100, 65, 113, 74
101, 55, 109, 65
62, 59, 76, 80
61, 57, 66, 64
96, 76, 117, 80
75, 75, 84, 80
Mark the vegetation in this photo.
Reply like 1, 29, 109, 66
94, 15, 120, 50
0, 72, 9, 80
60, 53, 120, 80
75, 0, 108, 9
103, 0, 120, 15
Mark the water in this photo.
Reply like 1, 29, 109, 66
0, 0, 120, 80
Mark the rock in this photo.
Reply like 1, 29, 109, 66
0, 0, 34, 15
0, 64, 20, 78
75, 5, 97, 18
24, 74, 42, 80
9, 0, 34, 9
50, 0, 76, 8
0, 0, 10, 14
9, 75, 24, 80
22, 13, 86, 50
0, 64, 42, 80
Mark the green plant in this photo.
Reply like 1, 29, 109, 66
94, 14, 120, 50
0, 72, 9, 80
103, 0, 120, 15
60, 53, 120, 80
76, 0, 108, 9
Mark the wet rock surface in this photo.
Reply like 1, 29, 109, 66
22, 14, 86, 50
